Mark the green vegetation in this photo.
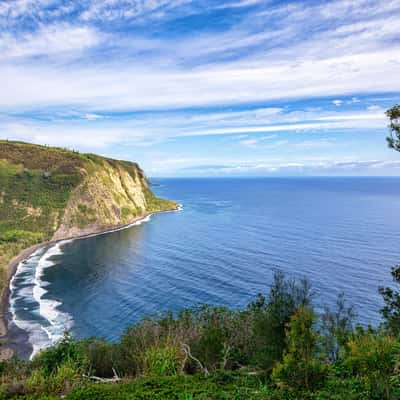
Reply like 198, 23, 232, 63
379, 266, 400, 336
0, 271, 399, 399
144, 188, 177, 213
0, 141, 85, 302
0, 140, 176, 316
386, 105, 400, 151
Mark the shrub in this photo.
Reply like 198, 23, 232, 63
25, 360, 83, 396
3, 271, 400, 398
272, 306, 327, 391
379, 265, 400, 336
321, 292, 356, 361
249, 272, 314, 372
81, 338, 118, 378
342, 332, 400, 399
32, 333, 87, 376
0, 229, 42, 243
144, 344, 181, 376
190, 306, 241, 372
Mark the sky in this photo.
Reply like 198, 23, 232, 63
0, 0, 400, 177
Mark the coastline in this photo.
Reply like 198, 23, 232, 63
0, 205, 180, 360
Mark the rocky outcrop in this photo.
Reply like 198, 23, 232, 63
52, 158, 160, 240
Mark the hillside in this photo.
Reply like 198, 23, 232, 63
0, 140, 177, 342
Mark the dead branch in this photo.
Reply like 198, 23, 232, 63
181, 343, 209, 376
83, 367, 120, 383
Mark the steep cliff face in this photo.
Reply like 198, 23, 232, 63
52, 156, 175, 240
0, 141, 176, 322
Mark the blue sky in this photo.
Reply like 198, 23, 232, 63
0, 0, 400, 176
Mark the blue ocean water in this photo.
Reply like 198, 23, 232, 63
9, 177, 400, 355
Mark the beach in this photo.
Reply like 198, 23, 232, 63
0, 206, 179, 360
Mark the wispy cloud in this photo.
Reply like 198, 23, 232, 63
0, 24, 102, 59
0, 107, 387, 149
80, 0, 193, 22
1, 49, 399, 111
239, 134, 277, 147
177, 159, 400, 176
0, 0, 399, 175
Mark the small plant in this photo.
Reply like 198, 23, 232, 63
144, 345, 181, 377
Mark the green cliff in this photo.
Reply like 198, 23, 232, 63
0, 140, 176, 331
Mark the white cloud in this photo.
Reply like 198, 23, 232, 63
0, 24, 102, 59
180, 117, 386, 137
0, 0, 398, 113
177, 159, 400, 176
0, 47, 399, 111
80, 0, 193, 22
0, 0, 194, 25
0, 108, 387, 152
347, 97, 360, 104
240, 138, 258, 147
239, 134, 277, 147
0, 0, 399, 177
84, 113, 105, 120
366, 105, 383, 112
213, 0, 266, 9
0, 0, 57, 20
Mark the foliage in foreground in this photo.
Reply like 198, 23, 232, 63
0, 270, 399, 400
386, 105, 400, 151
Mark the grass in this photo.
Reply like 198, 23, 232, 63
0, 373, 272, 400
62, 373, 272, 400
144, 188, 177, 213
1, 372, 393, 400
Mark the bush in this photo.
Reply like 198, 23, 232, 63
81, 338, 118, 378
249, 272, 314, 372
379, 265, 400, 336
32, 333, 87, 376
0, 229, 42, 243
321, 292, 356, 361
25, 359, 84, 396
342, 332, 400, 399
272, 306, 327, 391
3, 271, 400, 399
144, 344, 181, 376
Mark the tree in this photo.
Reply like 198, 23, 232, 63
321, 292, 356, 361
382, 107, 400, 335
386, 105, 400, 151
249, 272, 314, 371
379, 266, 400, 335
272, 306, 326, 391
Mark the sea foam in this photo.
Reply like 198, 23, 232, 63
9, 213, 163, 359
32, 241, 74, 346
10, 241, 73, 359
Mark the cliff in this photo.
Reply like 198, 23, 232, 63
0, 140, 176, 346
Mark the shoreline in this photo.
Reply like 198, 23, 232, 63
0, 205, 180, 360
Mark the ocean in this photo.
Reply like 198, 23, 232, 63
9, 177, 400, 357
